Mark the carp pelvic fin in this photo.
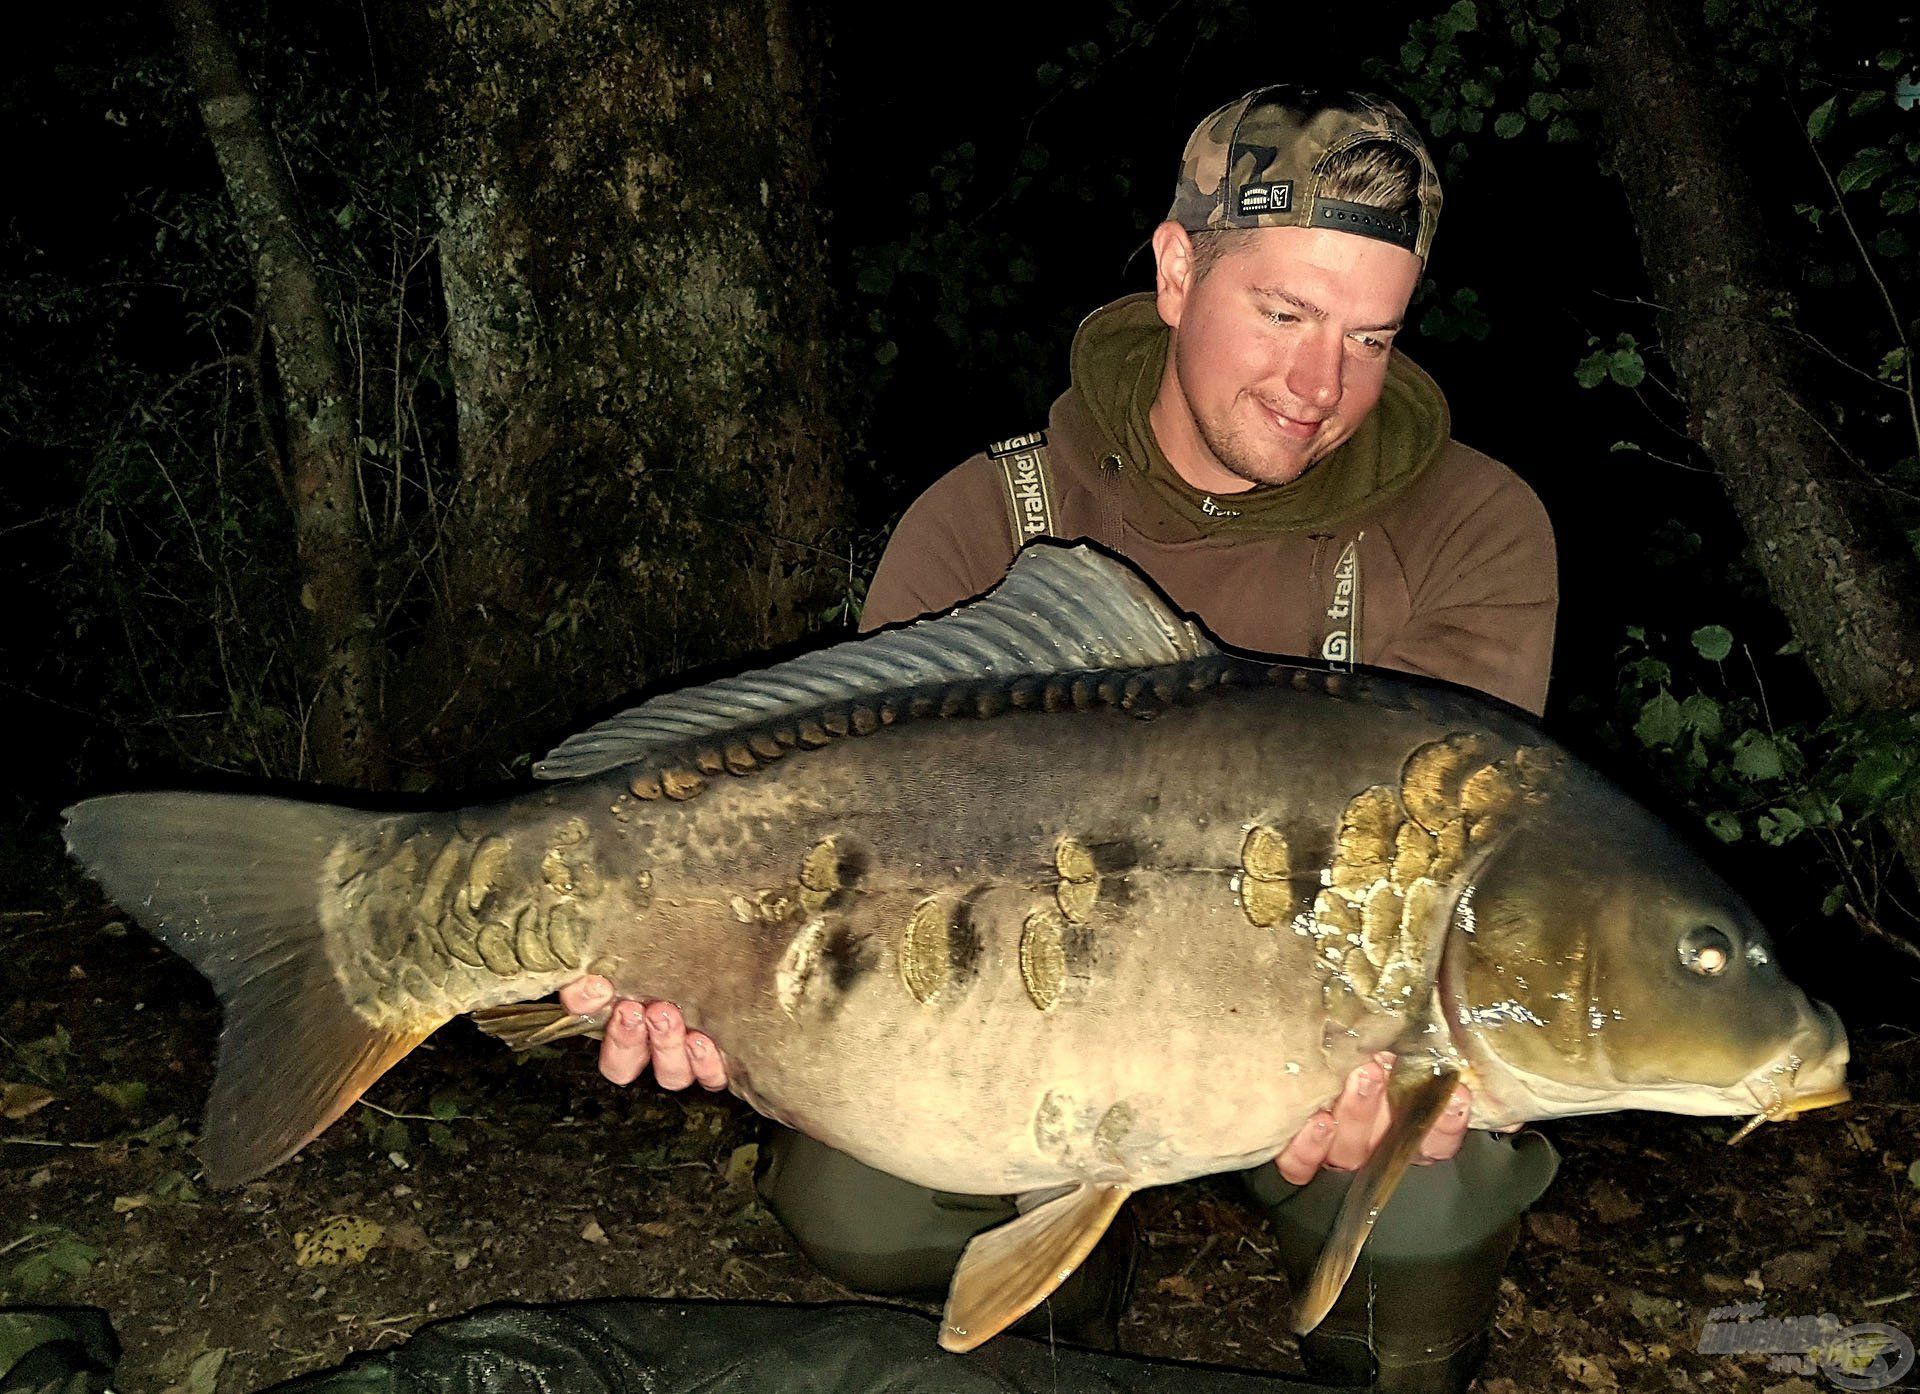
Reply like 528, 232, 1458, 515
939, 1181, 1132, 1353
470, 1001, 610, 1050
1292, 1062, 1462, 1336
63, 792, 448, 1187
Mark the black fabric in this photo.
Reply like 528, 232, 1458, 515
0, 1308, 120, 1394
266, 1299, 1329, 1394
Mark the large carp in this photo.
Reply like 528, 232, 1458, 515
65, 545, 1848, 1351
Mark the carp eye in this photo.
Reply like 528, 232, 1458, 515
1680, 925, 1734, 976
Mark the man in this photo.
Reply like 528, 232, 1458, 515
561, 87, 1560, 1391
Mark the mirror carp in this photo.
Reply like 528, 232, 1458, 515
63, 544, 1849, 1351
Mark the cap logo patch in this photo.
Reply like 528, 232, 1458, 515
1237, 181, 1293, 215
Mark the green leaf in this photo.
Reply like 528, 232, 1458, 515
184, 1347, 229, 1394
1730, 731, 1785, 780
1908, 1158, 1920, 1188
854, 263, 891, 296
1495, 111, 1526, 139
1035, 62, 1063, 85
95, 1080, 147, 1111
1459, 79, 1494, 108
873, 340, 899, 366
1807, 95, 1837, 141
1821, 886, 1848, 916
1838, 146, 1897, 194
1691, 624, 1734, 661
1400, 39, 1426, 70
1635, 691, 1683, 747
1547, 117, 1580, 143
1877, 48, 1904, 71
1851, 90, 1888, 118
1758, 807, 1806, 846
428, 1094, 463, 1121
1525, 91, 1555, 120
1609, 440, 1641, 453
1704, 810, 1742, 843
1609, 348, 1647, 388
1574, 350, 1611, 388
1446, 0, 1479, 31
1680, 694, 1724, 740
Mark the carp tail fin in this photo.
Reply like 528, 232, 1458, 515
940, 1181, 1131, 1352
1291, 1063, 1462, 1335
63, 793, 443, 1187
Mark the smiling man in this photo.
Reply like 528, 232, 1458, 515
562, 88, 1559, 1391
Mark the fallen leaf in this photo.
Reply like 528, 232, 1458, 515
1589, 1180, 1643, 1225
637, 1220, 677, 1240
383, 1220, 431, 1253
0, 1082, 55, 1121
723, 1143, 759, 1187
1554, 1352, 1618, 1391
1155, 1274, 1204, 1302
580, 1217, 608, 1244
184, 1348, 228, 1394
1527, 1211, 1581, 1246
1761, 1245, 1835, 1289
294, 1215, 384, 1267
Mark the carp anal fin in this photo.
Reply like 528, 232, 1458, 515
63, 793, 446, 1188
470, 1001, 609, 1049
534, 543, 1217, 782
1291, 1064, 1462, 1336
939, 1181, 1131, 1353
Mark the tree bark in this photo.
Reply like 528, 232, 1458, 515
394, 0, 848, 775
1576, 0, 1920, 880
163, 0, 389, 787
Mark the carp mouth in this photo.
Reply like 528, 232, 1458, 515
1726, 1001, 1852, 1144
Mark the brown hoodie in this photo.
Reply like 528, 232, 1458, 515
860, 293, 1557, 715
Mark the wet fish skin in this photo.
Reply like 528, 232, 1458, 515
61, 544, 1849, 1351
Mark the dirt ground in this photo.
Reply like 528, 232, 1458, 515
4, 884, 1917, 1394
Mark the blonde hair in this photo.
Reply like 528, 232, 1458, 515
1188, 140, 1423, 279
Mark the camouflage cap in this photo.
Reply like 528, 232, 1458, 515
1167, 86, 1443, 264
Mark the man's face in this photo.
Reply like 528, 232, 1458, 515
1149, 222, 1422, 492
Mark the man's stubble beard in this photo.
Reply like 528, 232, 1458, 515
1192, 401, 1325, 489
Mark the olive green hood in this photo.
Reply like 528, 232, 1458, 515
1067, 292, 1450, 541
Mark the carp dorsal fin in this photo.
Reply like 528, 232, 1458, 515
939, 1181, 1133, 1352
1291, 1062, 1462, 1335
535, 543, 1215, 781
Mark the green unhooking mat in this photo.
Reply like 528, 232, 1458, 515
263, 1300, 1333, 1394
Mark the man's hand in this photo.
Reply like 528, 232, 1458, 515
557, 976, 728, 1091
1272, 1051, 1472, 1184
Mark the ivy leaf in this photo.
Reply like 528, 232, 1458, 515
1495, 112, 1526, 139
1609, 347, 1647, 388
1635, 691, 1683, 748
1691, 625, 1734, 661
1806, 95, 1837, 142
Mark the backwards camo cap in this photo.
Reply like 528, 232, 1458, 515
1168, 86, 1443, 264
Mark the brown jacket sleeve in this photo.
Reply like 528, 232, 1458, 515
1375, 447, 1558, 716
858, 457, 1020, 633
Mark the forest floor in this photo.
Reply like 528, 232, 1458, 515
3, 884, 1917, 1394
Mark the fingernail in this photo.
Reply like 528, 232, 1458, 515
1314, 1118, 1332, 1135
688, 1040, 707, 1059
619, 1005, 644, 1032
1357, 1070, 1381, 1098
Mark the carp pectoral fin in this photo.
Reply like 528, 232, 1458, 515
1291, 1064, 1462, 1336
470, 1001, 610, 1050
939, 1181, 1131, 1353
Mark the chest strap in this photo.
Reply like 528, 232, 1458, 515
989, 431, 1057, 548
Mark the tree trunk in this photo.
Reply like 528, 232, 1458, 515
1576, 0, 1920, 881
393, 0, 847, 775
163, 0, 389, 788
